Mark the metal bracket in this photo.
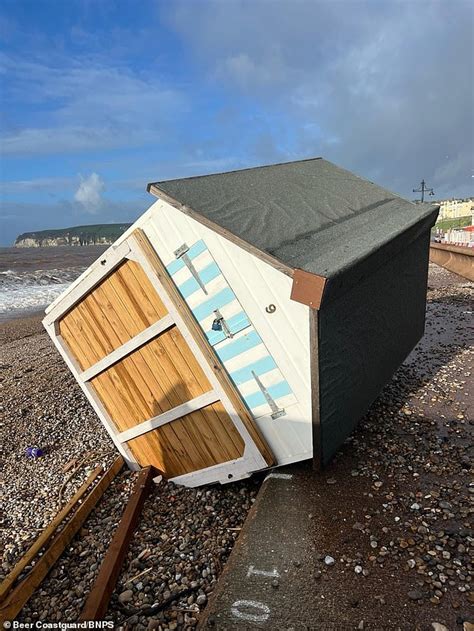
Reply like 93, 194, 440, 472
212, 309, 233, 339
174, 243, 208, 295
251, 371, 286, 420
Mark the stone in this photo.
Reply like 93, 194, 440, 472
431, 624, 448, 631
408, 589, 424, 601
118, 590, 133, 604
196, 594, 207, 605
324, 556, 335, 566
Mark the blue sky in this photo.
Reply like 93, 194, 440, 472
0, 0, 472, 245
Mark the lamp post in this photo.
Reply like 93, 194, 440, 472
413, 179, 435, 203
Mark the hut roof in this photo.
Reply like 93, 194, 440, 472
148, 158, 439, 303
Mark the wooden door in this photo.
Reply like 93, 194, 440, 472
44, 229, 273, 486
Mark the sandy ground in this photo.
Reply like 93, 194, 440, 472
0, 264, 472, 630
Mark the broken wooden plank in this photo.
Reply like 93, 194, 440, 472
0, 465, 103, 603
0, 456, 124, 624
79, 466, 155, 621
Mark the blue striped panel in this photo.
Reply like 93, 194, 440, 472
215, 331, 263, 363
229, 355, 277, 386
165, 239, 296, 417
206, 311, 251, 346
176, 262, 221, 298
243, 381, 293, 410
192, 287, 235, 322
166, 240, 208, 276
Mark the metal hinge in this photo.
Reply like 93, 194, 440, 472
251, 370, 286, 420
174, 243, 208, 295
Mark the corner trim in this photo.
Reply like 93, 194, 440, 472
309, 309, 322, 470
290, 269, 327, 309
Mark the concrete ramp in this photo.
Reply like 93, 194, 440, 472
198, 464, 347, 630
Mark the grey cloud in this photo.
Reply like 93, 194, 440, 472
166, 0, 474, 199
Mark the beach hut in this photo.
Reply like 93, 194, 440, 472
43, 158, 439, 486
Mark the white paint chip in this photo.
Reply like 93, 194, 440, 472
265, 472, 293, 480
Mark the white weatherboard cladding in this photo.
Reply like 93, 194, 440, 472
142, 199, 312, 466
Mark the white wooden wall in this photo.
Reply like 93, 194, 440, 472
46, 199, 313, 467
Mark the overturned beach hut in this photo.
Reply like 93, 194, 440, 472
43, 158, 439, 486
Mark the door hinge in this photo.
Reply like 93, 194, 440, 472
251, 370, 286, 419
174, 243, 208, 295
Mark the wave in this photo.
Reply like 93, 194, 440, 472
0, 266, 85, 319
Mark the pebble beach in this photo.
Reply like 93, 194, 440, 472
0, 263, 472, 630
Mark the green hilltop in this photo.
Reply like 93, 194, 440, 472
15, 223, 132, 247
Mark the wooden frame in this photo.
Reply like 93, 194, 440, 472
44, 320, 139, 470
79, 315, 174, 382
43, 229, 274, 487
117, 391, 221, 442
80, 466, 154, 621
0, 466, 103, 603
309, 309, 322, 470
0, 458, 123, 623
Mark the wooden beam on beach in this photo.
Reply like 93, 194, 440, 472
79, 466, 154, 621
0, 456, 124, 624
0, 465, 103, 603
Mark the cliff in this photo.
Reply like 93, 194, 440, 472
15, 223, 132, 248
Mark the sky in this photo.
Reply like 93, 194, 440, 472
0, 0, 473, 246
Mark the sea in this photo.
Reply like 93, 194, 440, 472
0, 245, 108, 322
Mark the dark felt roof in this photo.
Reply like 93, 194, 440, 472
148, 158, 438, 299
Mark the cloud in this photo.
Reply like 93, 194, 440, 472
74, 173, 105, 212
0, 176, 76, 194
165, 0, 474, 199
0, 53, 187, 155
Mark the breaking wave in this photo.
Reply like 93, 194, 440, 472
0, 267, 84, 320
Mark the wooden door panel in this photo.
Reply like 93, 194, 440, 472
89, 331, 212, 432
59, 259, 167, 370
45, 228, 273, 484
126, 404, 245, 477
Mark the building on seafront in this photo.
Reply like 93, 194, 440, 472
437, 198, 474, 220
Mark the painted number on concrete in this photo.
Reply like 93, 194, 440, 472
247, 565, 280, 579
231, 565, 280, 624
231, 600, 271, 623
